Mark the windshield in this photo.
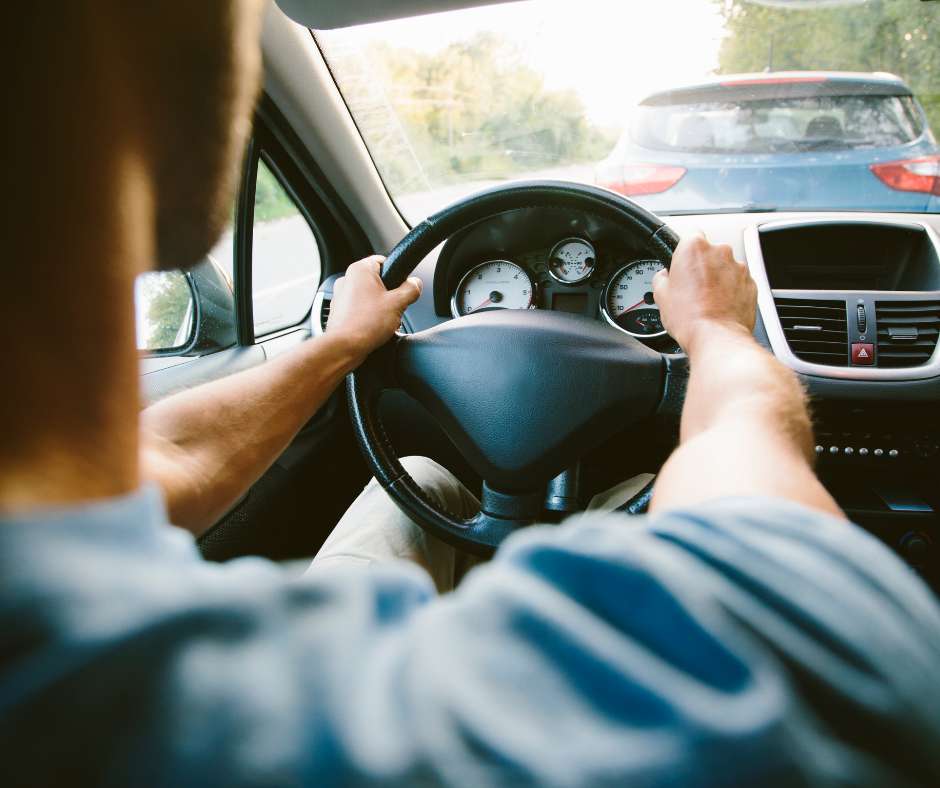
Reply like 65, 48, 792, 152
316, 0, 940, 221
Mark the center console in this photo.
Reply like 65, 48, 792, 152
745, 218, 940, 379
743, 218, 940, 583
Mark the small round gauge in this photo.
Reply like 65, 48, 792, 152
452, 260, 535, 318
602, 259, 668, 337
549, 238, 595, 284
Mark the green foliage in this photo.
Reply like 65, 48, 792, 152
254, 161, 299, 222
362, 32, 618, 189
714, 0, 940, 132
140, 271, 192, 350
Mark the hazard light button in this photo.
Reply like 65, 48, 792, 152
851, 342, 874, 365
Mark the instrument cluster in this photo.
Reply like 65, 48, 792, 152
450, 236, 675, 344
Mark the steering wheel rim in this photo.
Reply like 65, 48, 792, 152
348, 181, 682, 557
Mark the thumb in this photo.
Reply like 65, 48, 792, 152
392, 276, 423, 308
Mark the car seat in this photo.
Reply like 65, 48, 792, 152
804, 115, 844, 138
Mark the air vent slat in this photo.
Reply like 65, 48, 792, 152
320, 298, 331, 332
774, 297, 848, 367
875, 300, 940, 368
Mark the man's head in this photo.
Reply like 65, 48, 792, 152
5, 0, 265, 269
0, 0, 265, 508
125, 1, 266, 270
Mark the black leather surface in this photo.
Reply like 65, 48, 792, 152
616, 477, 656, 515
394, 309, 664, 491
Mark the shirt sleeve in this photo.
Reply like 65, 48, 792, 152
5, 496, 940, 787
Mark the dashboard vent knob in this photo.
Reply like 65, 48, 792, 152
857, 305, 867, 333
773, 297, 848, 366
875, 301, 940, 367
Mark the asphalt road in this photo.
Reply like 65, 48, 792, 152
210, 214, 321, 337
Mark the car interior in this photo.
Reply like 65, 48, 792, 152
137, 0, 940, 589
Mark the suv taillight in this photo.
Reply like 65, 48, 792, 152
870, 155, 940, 196
595, 163, 686, 196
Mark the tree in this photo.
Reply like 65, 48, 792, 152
714, 0, 940, 131
319, 31, 617, 193
369, 32, 616, 186
254, 161, 299, 223
139, 271, 192, 350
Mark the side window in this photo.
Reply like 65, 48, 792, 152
251, 158, 321, 337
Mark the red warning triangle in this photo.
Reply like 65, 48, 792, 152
858, 348, 869, 358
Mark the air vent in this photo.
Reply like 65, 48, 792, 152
774, 297, 848, 366
320, 298, 331, 332
875, 301, 940, 368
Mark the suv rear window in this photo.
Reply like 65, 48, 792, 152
630, 95, 925, 155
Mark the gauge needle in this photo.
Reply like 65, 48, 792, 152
467, 297, 492, 314
617, 298, 647, 317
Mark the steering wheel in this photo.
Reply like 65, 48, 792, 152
348, 181, 688, 557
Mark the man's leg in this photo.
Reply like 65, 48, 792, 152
306, 457, 482, 594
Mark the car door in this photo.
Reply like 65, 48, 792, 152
136, 96, 375, 562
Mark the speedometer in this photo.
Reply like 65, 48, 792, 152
452, 261, 535, 318
602, 260, 667, 337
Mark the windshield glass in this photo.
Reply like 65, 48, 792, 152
316, 0, 940, 221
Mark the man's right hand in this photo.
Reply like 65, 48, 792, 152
326, 256, 423, 361
651, 230, 757, 356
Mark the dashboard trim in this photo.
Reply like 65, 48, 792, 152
744, 217, 940, 381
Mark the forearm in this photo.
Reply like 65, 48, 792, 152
651, 325, 843, 517
679, 324, 814, 457
139, 332, 365, 534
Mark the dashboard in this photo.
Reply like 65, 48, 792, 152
448, 239, 671, 341
313, 207, 940, 587
427, 204, 684, 354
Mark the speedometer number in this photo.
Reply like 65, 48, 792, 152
452, 261, 534, 318
603, 260, 667, 337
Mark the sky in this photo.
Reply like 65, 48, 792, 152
341, 0, 731, 127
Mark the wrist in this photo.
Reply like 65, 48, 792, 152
319, 329, 372, 375
681, 320, 755, 360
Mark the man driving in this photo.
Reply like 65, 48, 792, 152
3, 1, 940, 785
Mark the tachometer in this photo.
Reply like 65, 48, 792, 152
548, 238, 595, 284
602, 260, 667, 337
452, 260, 535, 318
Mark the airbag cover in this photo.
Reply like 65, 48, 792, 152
394, 310, 664, 491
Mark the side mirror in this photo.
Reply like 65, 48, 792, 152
135, 254, 237, 356
187, 254, 237, 354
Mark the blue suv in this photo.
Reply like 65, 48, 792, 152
595, 72, 940, 214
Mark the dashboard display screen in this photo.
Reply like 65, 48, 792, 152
552, 293, 589, 314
